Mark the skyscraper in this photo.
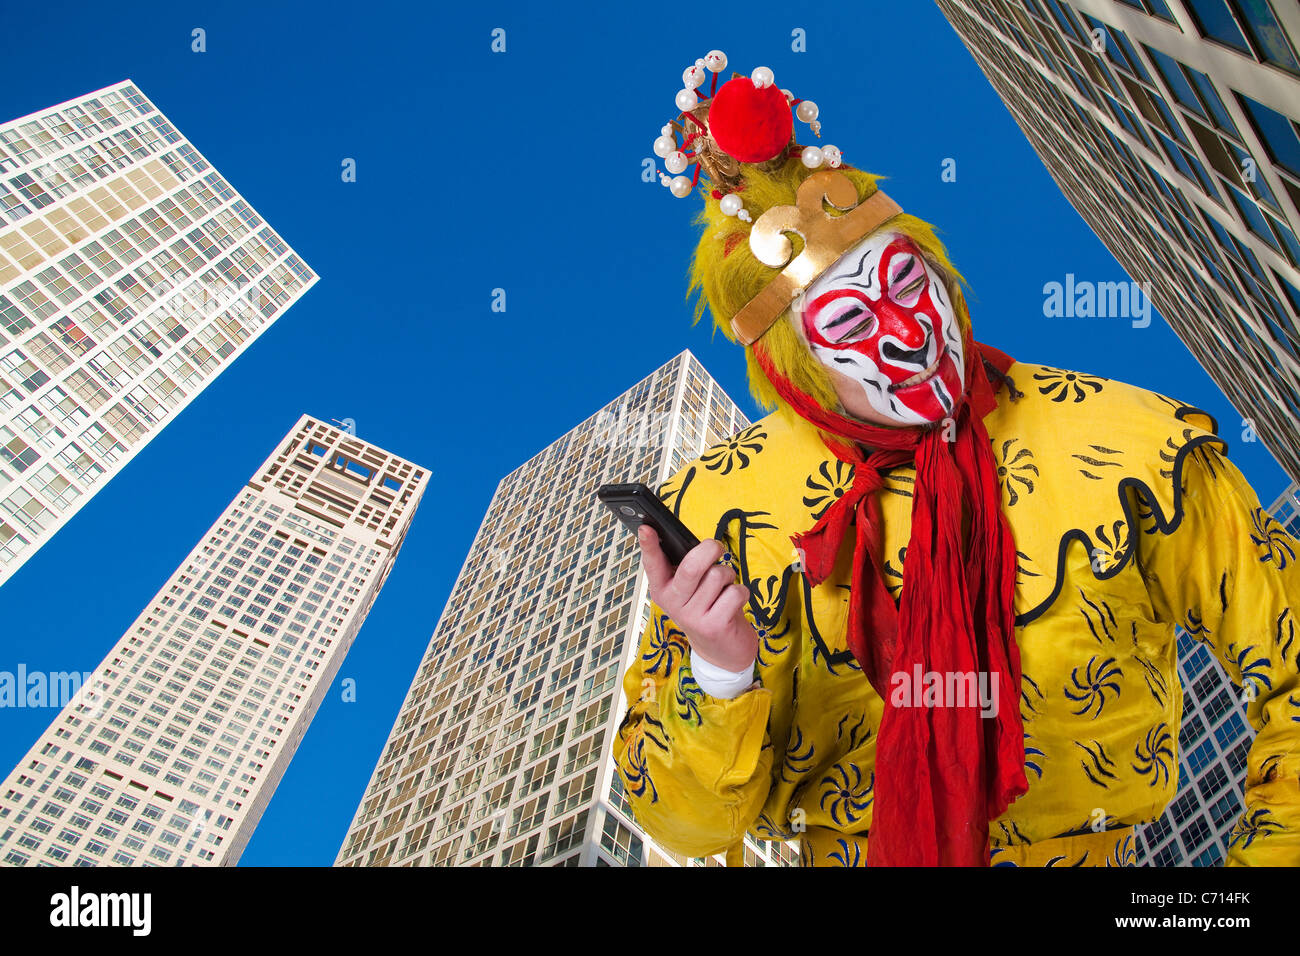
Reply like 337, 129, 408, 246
0, 80, 317, 588
0, 415, 427, 866
935, 0, 1300, 480
336, 350, 798, 867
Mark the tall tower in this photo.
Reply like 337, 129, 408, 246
0, 416, 427, 866
935, 0, 1300, 480
0, 80, 317, 588
336, 350, 798, 867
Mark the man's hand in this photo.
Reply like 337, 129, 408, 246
637, 525, 760, 672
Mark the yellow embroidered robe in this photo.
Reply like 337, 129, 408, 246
612, 361, 1300, 866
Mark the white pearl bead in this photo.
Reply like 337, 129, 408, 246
669, 176, 693, 198
737, 209, 751, 222
751, 66, 774, 89
675, 89, 699, 111
719, 194, 743, 216
821, 145, 842, 168
683, 66, 704, 89
780, 88, 793, 102
796, 100, 819, 123
653, 135, 676, 158
665, 151, 689, 174
705, 50, 727, 72
696, 58, 705, 68
801, 146, 824, 168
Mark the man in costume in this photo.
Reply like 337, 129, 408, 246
611, 51, 1300, 866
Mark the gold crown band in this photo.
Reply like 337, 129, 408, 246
729, 170, 903, 346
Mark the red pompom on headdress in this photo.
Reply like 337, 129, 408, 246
707, 77, 793, 163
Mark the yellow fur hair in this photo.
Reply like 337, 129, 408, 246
685, 158, 974, 440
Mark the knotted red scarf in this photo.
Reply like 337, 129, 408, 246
753, 336, 1027, 866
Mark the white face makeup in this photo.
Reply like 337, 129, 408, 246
796, 230, 965, 426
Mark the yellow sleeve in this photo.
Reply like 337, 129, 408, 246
611, 600, 774, 858
1142, 447, 1300, 865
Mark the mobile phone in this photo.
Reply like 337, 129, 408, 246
597, 482, 701, 566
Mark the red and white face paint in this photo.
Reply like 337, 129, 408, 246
798, 232, 964, 426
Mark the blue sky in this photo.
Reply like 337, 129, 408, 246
0, 1, 1289, 866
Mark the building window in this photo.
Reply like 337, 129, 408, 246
1150, 841, 1182, 866
1169, 789, 1201, 825
599, 813, 642, 867
1181, 814, 1211, 850
1237, 92, 1300, 179
1192, 843, 1224, 866
1209, 791, 1240, 830
1196, 763, 1231, 801
1186, 738, 1217, 775
1214, 712, 1249, 750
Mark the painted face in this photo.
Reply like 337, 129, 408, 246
799, 232, 965, 426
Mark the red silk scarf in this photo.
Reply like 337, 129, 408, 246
753, 337, 1027, 866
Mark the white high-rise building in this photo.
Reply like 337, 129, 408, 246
336, 351, 798, 867
0, 80, 317, 588
0, 416, 427, 866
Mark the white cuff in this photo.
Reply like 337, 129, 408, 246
689, 650, 757, 700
